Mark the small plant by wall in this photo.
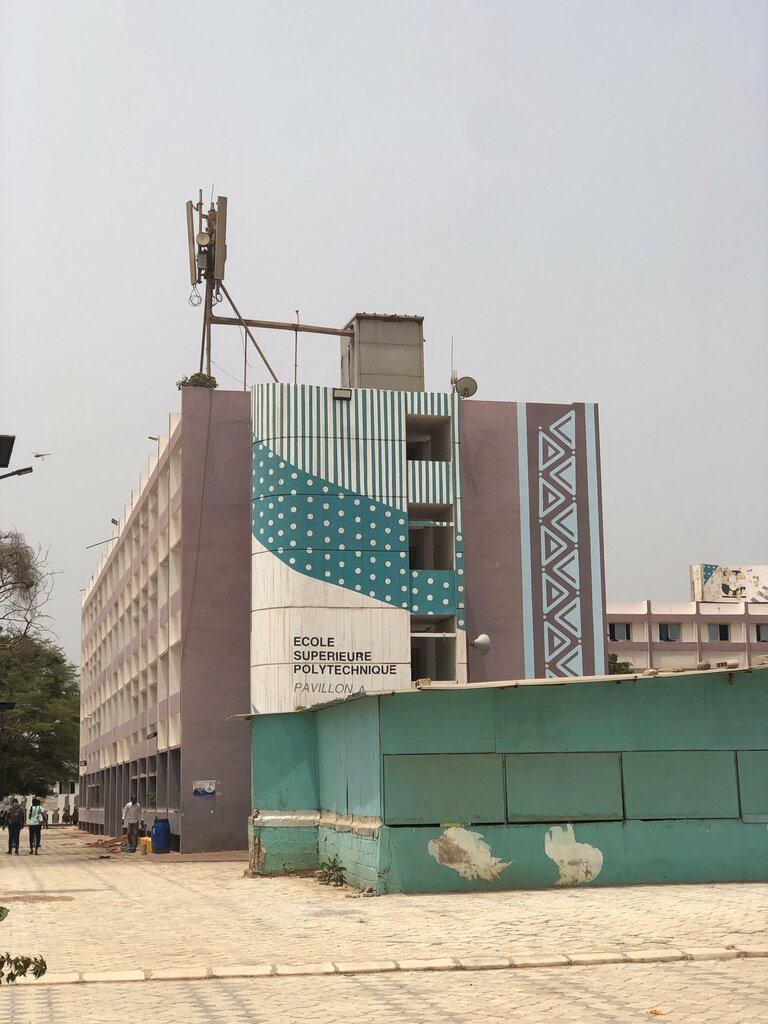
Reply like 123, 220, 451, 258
317, 856, 346, 887
176, 373, 218, 390
0, 907, 47, 984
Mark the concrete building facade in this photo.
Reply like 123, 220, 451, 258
79, 388, 251, 851
606, 600, 768, 672
81, 311, 608, 858
247, 313, 614, 887
249, 314, 607, 718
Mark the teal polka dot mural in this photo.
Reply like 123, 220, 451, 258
252, 441, 461, 621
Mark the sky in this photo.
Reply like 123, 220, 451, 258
1, 1, 766, 663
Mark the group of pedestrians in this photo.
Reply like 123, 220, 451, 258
2, 797, 48, 855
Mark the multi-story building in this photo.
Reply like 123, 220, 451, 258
79, 389, 251, 851
607, 565, 768, 672
250, 314, 607, 717
80, 312, 609, 853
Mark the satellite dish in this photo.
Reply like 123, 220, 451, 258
469, 633, 491, 656
196, 230, 211, 247
454, 375, 478, 399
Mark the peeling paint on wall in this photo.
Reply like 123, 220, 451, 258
427, 827, 511, 881
544, 824, 603, 885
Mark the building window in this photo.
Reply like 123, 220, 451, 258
707, 623, 730, 642
756, 624, 768, 643
411, 626, 456, 682
609, 622, 631, 642
659, 623, 681, 642
405, 415, 451, 462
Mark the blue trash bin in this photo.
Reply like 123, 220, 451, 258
150, 818, 171, 854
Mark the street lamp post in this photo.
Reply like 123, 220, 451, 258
0, 467, 33, 481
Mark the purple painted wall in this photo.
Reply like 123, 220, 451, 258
461, 401, 525, 682
461, 400, 607, 682
180, 388, 252, 852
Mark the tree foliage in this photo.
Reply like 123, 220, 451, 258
608, 652, 634, 675
176, 372, 218, 390
0, 637, 79, 797
0, 530, 53, 651
0, 907, 47, 983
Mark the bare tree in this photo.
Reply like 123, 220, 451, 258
0, 530, 53, 650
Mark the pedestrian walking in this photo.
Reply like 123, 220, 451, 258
122, 795, 142, 852
6, 798, 24, 855
28, 798, 44, 854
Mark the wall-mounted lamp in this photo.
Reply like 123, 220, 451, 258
469, 633, 491, 656
332, 388, 352, 401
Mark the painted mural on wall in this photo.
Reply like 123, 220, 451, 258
691, 565, 768, 604
251, 384, 466, 714
537, 410, 583, 676
518, 404, 606, 678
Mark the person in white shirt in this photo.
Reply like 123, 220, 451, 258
122, 796, 142, 852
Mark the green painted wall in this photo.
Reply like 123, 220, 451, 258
317, 698, 381, 817
248, 819, 318, 874
379, 819, 768, 893
505, 753, 623, 821
250, 670, 768, 891
380, 689, 496, 753
490, 671, 768, 753
737, 750, 768, 821
252, 712, 318, 810
623, 751, 739, 819
383, 753, 505, 824
318, 826, 380, 890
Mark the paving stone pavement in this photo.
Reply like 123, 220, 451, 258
6, 961, 768, 1023
3, 830, 768, 978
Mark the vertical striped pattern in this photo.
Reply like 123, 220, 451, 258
253, 384, 407, 509
517, 404, 536, 679
253, 386, 462, 513
584, 403, 606, 674
450, 392, 463, 534
406, 460, 453, 505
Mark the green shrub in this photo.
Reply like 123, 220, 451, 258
0, 907, 47, 984
176, 373, 218, 390
317, 856, 346, 887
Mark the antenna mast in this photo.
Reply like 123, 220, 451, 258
186, 191, 227, 377
184, 193, 354, 384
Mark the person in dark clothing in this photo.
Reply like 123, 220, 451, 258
6, 798, 24, 854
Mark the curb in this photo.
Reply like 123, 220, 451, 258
14, 945, 768, 987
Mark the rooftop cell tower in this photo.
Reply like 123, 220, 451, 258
185, 192, 353, 387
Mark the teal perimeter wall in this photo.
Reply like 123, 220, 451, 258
250, 669, 768, 891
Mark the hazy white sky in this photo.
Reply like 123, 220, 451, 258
2, 1, 766, 662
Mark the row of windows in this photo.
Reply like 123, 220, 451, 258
609, 622, 768, 643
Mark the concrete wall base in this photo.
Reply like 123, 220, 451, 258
248, 817, 768, 894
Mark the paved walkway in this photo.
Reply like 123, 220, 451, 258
7, 962, 768, 1023
3, 829, 768, 1021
